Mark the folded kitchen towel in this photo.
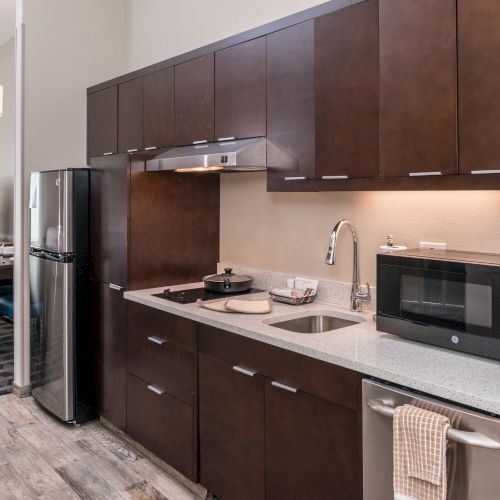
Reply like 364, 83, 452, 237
394, 404, 450, 500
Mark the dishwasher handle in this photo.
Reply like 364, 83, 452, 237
367, 398, 500, 450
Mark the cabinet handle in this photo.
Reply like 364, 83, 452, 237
271, 380, 298, 393
148, 336, 167, 346
471, 169, 500, 175
103, 152, 114, 156
232, 365, 257, 377
147, 384, 166, 396
127, 148, 139, 153
409, 171, 442, 177
144, 146, 158, 151
108, 283, 126, 291
218, 137, 236, 142
284, 176, 307, 181
322, 175, 348, 180
192, 140, 208, 145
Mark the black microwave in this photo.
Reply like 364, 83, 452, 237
377, 249, 500, 361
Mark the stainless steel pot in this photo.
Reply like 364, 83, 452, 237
203, 268, 253, 293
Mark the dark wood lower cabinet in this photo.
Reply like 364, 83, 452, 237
126, 373, 195, 481
265, 380, 362, 500
199, 353, 266, 500
94, 280, 127, 431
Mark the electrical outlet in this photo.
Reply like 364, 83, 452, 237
419, 241, 447, 250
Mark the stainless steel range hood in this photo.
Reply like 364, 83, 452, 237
146, 137, 296, 173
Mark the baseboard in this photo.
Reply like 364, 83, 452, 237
12, 383, 31, 398
100, 416, 207, 499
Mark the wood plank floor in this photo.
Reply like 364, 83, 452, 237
0, 394, 201, 500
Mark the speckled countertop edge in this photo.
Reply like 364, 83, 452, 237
125, 284, 500, 415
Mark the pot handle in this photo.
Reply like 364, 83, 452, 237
223, 276, 232, 289
224, 268, 233, 275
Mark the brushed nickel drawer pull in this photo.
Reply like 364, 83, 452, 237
271, 380, 298, 393
284, 176, 307, 181
147, 384, 165, 396
232, 365, 257, 377
108, 283, 125, 291
127, 148, 139, 153
409, 171, 442, 177
147, 336, 167, 346
471, 169, 500, 175
103, 152, 113, 156
193, 139, 208, 145
322, 175, 349, 180
144, 146, 158, 151
218, 137, 236, 142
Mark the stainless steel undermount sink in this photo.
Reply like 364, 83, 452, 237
269, 314, 360, 334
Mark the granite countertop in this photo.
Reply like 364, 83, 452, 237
125, 283, 500, 415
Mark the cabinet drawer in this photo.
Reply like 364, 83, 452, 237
126, 374, 195, 481
127, 327, 195, 405
198, 324, 359, 410
127, 302, 196, 352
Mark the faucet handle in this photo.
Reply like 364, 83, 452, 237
355, 282, 371, 302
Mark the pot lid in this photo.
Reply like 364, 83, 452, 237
204, 268, 253, 284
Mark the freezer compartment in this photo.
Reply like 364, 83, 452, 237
362, 379, 500, 500
30, 170, 74, 254
30, 253, 74, 422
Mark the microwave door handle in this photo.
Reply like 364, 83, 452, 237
366, 399, 500, 450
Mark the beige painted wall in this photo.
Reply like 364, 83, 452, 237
0, 37, 14, 240
126, 1, 500, 288
23, 0, 128, 173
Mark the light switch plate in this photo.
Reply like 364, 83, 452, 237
419, 241, 447, 250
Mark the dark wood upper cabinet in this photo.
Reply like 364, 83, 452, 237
175, 54, 215, 146
199, 353, 265, 500
143, 67, 175, 150
379, 0, 457, 177
315, 0, 379, 179
87, 86, 117, 158
265, 381, 362, 500
458, 0, 500, 174
267, 20, 315, 182
118, 78, 144, 153
215, 37, 267, 141
90, 154, 129, 288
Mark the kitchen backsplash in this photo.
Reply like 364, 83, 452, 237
217, 262, 377, 311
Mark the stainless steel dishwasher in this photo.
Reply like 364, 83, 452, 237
363, 379, 500, 499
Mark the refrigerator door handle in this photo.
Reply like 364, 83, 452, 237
366, 398, 500, 450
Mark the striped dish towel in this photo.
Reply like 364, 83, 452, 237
394, 404, 451, 500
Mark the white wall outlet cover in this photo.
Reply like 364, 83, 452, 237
419, 241, 447, 250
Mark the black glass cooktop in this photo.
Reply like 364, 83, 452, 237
152, 287, 265, 304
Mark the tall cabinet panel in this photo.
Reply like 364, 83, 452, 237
87, 86, 117, 158
458, 0, 500, 174
315, 0, 379, 179
379, 0, 457, 177
267, 20, 316, 182
143, 67, 175, 150
174, 54, 215, 146
118, 78, 144, 153
215, 37, 267, 140
90, 154, 129, 288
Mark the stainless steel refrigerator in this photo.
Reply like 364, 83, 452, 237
29, 169, 96, 424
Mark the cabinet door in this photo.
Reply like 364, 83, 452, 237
266, 380, 361, 500
199, 353, 265, 500
379, 0, 457, 177
127, 374, 195, 481
87, 86, 117, 158
458, 0, 500, 174
118, 78, 143, 153
315, 0, 379, 179
267, 20, 315, 182
90, 154, 129, 287
215, 37, 266, 140
175, 54, 214, 146
93, 280, 127, 431
143, 67, 175, 150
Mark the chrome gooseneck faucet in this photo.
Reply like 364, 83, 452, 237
326, 219, 370, 311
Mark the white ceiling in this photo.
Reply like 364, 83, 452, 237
0, 0, 15, 47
